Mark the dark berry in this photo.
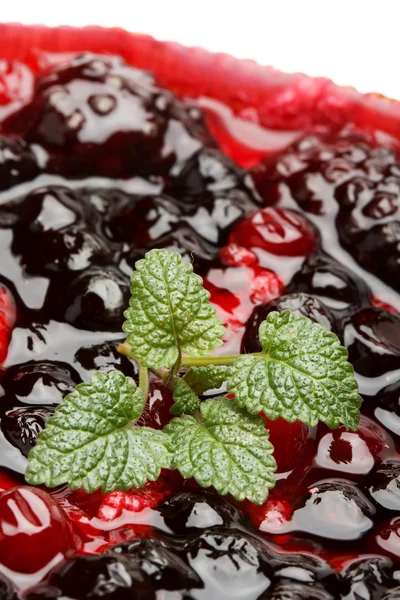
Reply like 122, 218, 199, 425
265, 578, 335, 600
112, 537, 202, 592
0, 401, 54, 458
374, 380, 400, 441
54, 266, 130, 331
4, 54, 175, 179
13, 186, 110, 276
314, 415, 395, 479
367, 459, 400, 513
241, 292, 337, 354
230, 207, 318, 256
136, 382, 174, 430
178, 527, 273, 599
157, 491, 241, 534
0, 573, 17, 600
0, 136, 39, 191
340, 556, 395, 600
74, 342, 138, 381
24, 554, 155, 600
0, 360, 81, 406
344, 307, 400, 378
288, 251, 370, 313
285, 479, 376, 541
0, 486, 76, 574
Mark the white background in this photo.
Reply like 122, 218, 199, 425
2, 0, 400, 99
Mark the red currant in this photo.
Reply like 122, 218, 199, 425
230, 207, 318, 256
0, 486, 76, 573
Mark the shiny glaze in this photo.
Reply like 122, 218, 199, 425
0, 33, 398, 598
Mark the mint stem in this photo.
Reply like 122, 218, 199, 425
181, 354, 261, 367
138, 360, 149, 401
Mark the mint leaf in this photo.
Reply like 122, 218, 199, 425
25, 371, 171, 492
171, 379, 201, 415
123, 249, 225, 369
183, 365, 228, 394
227, 310, 362, 430
165, 398, 276, 504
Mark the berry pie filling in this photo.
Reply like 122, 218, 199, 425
0, 25, 399, 599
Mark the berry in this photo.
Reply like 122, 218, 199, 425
374, 380, 400, 441
136, 381, 174, 430
340, 556, 396, 600
13, 186, 110, 277
0, 137, 39, 191
229, 207, 318, 256
278, 479, 376, 541
0, 282, 16, 364
367, 459, 400, 513
288, 251, 370, 313
265, 578, 335, 600
314, 415, 396, 479
4, 53, 175, 179
344, 307, 400, 377
0, 401, 54, 458
0, 486, 76, 573
24, 554, 154, 600
219, 243, 257, 267
74, 342, 138, 381
260, 416, 310, 473
371, 516, 400, 561
242, 293, 337, 354
0, 360, 80, 406
158, 491, 241, 534
55, 266, 130, 332
112, 537, 202, 592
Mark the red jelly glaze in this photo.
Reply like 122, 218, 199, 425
0, 23, 400, 596
0, 486, 77, 574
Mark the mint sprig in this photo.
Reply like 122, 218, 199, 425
26, 249, 363, 504
227, 310, 362, 430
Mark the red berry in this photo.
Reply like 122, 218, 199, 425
0, 486, 76, 573
230, 207, 318, 256
136, 381, 174, 430
261, 415, 311, 473
370, 517, 400, 560
219, 243, 257, 267
370, 295, 400, 316
0, 283, 16, 364
249, 268, 284, 304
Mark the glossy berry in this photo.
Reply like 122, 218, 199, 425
340, 556, 396, 600
0, 402, 54, 458
219, 243, 257, 267
0, 486, 76, 573
112, 537, 202, 593
158, 491, 241, 535
260, 415, 310, 473
367, 459, 400, 513
0, 136, 39, 191
242, 292, 337, 354
344, 307, 400, 377
24, 554, 155, 600
314, 415, 396, 479
136, 381, 174, 430
0, 283, 16, 364
265, 578, 336, 600
283, 479, 376, 541
56, 266, 130, 331
374, 380, 400, 441
229, 207, 318, 256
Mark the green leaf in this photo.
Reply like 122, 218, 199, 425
25, 371, 171, 492
183, 365, 228, 395
227, 310, 362, 430
164, 397, 276, 504
123, 249, 225, 369
171, 379, 201, 415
